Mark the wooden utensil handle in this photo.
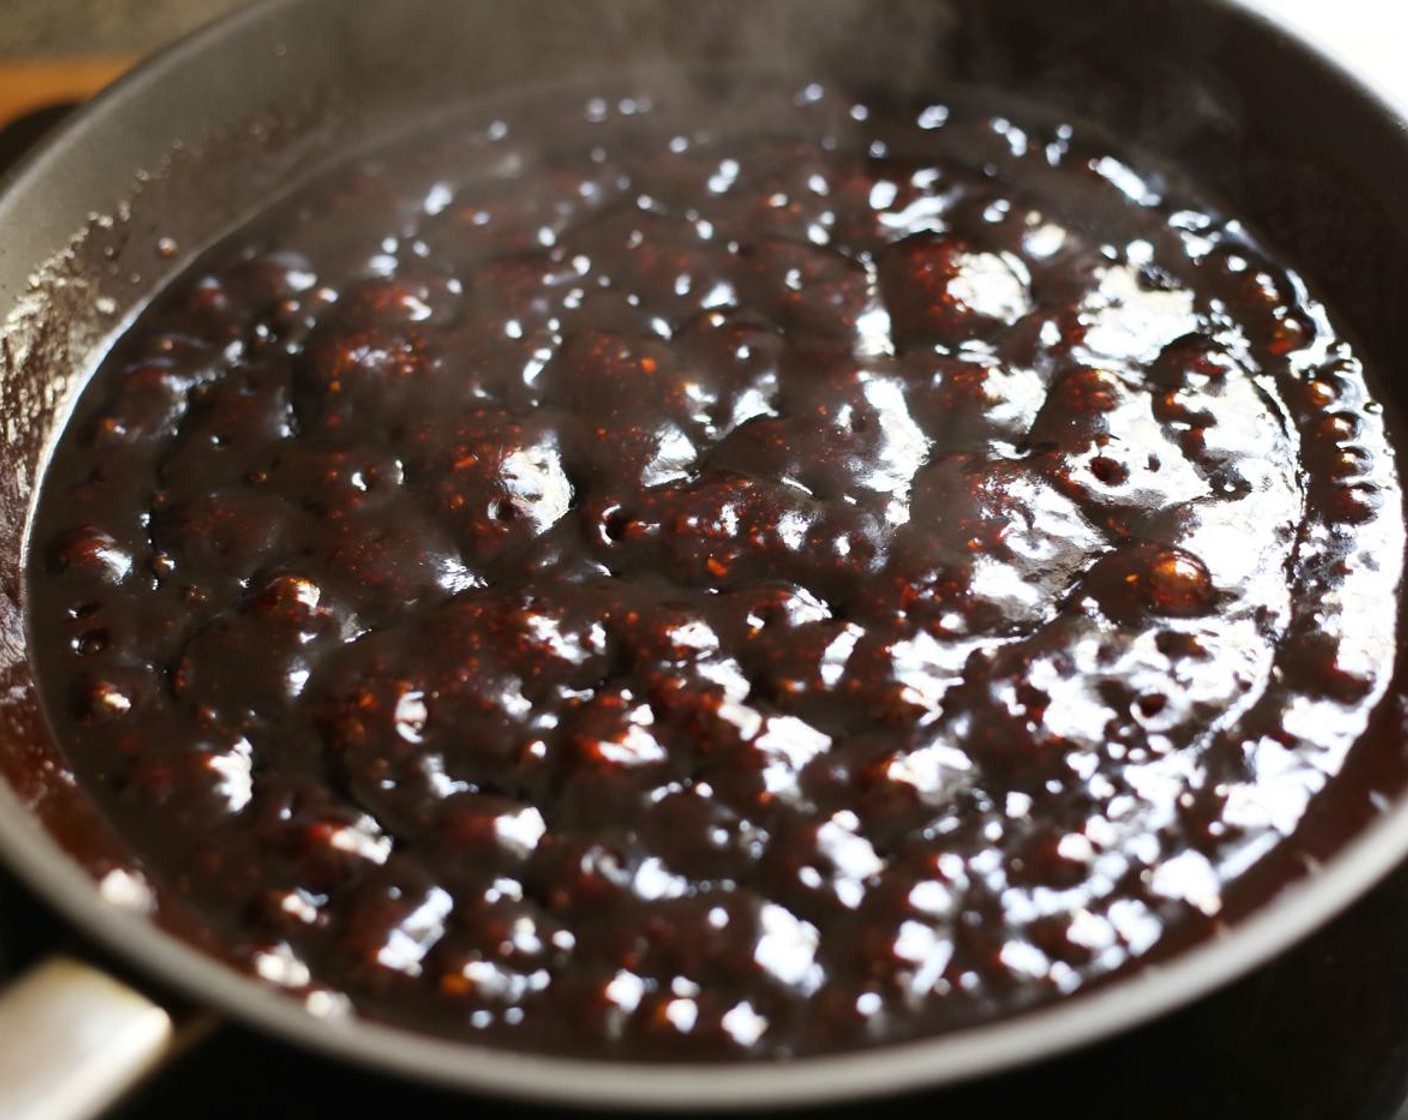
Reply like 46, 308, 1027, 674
0, 57, 133, 126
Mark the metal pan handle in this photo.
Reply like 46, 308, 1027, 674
0, 956, 176, 1120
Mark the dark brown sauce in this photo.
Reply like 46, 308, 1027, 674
25, 80, 1404, 1059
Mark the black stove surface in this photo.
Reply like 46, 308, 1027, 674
3, 103, 1408, 1120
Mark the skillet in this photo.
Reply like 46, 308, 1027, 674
2, 0, 1408, 1115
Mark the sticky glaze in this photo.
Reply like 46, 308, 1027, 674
26, 82, 1404, 1058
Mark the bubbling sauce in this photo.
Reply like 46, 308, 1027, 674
26, 81, 1404, 1059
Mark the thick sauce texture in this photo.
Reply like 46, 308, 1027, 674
27, 83, 1405, 1059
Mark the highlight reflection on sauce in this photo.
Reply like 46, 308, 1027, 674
27, 80, 1403, 1059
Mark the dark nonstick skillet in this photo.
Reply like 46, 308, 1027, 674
1, 1, 1408, 1116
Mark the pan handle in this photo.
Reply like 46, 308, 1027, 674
0, 955, 183, 1120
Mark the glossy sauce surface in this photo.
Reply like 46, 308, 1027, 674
26, 82, 1404, 1058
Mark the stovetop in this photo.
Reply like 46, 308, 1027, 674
4, 96, 1408, 1120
